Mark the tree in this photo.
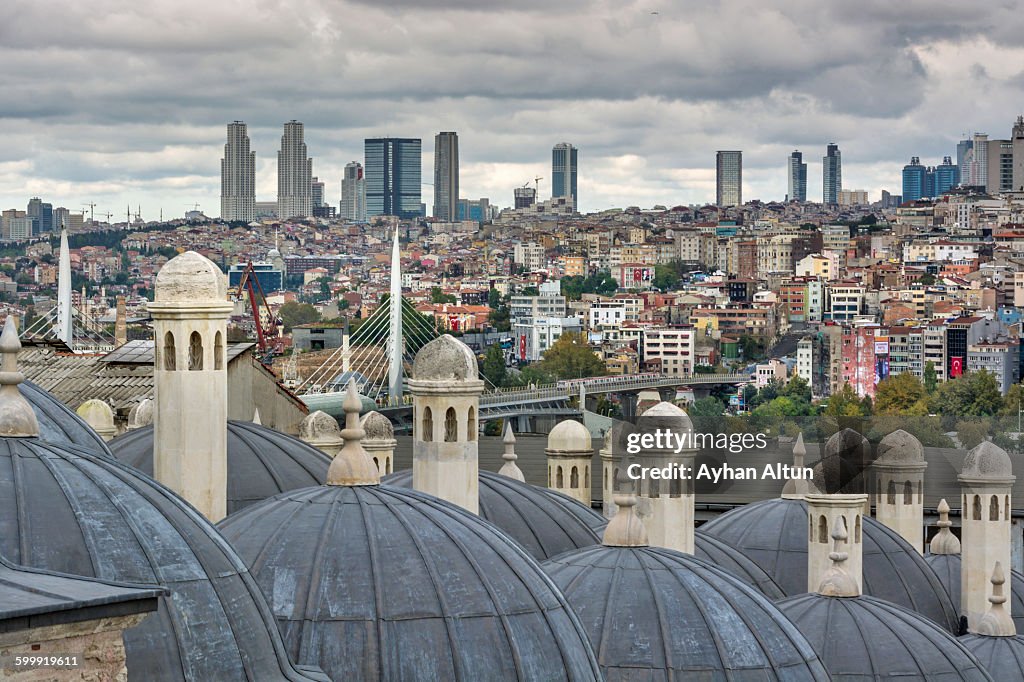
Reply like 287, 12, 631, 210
781, 375, 812, 405
824, 383, 870, 418
874, 372, 928, 416
652, 263, 680, 291
488, 288, 502, 309
536, 332, 606, 380
430, 287, 456, 304
278, 302, 321, 332
930, 370, 1003, 418
688, 396, 726, 417
923, 361, 938, 393
481, 344, 508, 388
738, 335, 765, 361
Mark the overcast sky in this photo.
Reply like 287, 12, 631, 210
2, 0, 1024, 219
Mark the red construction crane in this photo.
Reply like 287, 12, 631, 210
235, 262, 283, 361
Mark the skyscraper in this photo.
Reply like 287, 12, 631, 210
364, 137, 422, 219
1012, 116, 1024, 191
969, 133, 988, 188
26, 197, 52, 234
340, 161, 366, 221
311, 177, 325, 208
551, 143, 578, 209
787, 150, 807, 202
716, 151, 742, 207
277, 120, 313, 220
822, 143, 841, 205
956, 137, 973, 181
902, 157, 927, 201
433, 132, 459, 222
220, 121, 256, 222
933, 156, 959, 195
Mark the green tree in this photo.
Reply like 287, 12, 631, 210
738, 335, 765, 361
923, 361, 938, 393
536, 332, 606, 380
955, 419, 991, 450
430, 287, 457, 304
824, 383, 870, 418
487, 287, 502, 309
930, 370, 1003, 418
781, 375, 812, 405
278, 302, 321, 332
688, 396, 726, 417
874, 372, 928, 416
652, 263, 680, 291
481, 344, 508, 387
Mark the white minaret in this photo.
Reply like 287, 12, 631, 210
409, 334, 483, 513
148, 251, 232, 522
872, 429, 927, 553
806, 493, 868, 594
634, 402, 696, 554
388, 229, 403, 405
361, 411, 396, 476
546, 420, 593, 506
55, 224, 72, 345
959, 441, 1015, 632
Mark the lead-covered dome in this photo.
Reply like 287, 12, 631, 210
0, 437, 325, 681
154, 250, 226, 302
109, 420, 330, 515
960, 635, 1024, 680
217, 484, 602, 681
384, 468, 605, 560
701, 497, 960, 632
543, 545, 829, 680
925, 553, 1024, 634
695, 531, 786, 599
411, 334, 478, 381
778, 594, 991, 681
20, 379, 112, 455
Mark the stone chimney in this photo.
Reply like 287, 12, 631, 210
114, 295, 127, 348
806, 493, 868, 595
959, 441, 1014, 632
872, 429, 926, 553
298, 410, 343, 457
76, 399, 117, 441
634, 402, 696, 554
545, 420, 593, 506
361, 411, 396, 476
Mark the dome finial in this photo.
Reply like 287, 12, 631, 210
602, 461, 648, 547
817, 516, 859, 597
0, 316, 39, 437
498, 421, 525, 482
929, 498, 961, 555
326, 379, 379, 486
975, 562, 1016, 637
782, 432, 810, 499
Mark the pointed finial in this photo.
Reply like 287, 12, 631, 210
975, 562, 1017, 636
0, 316, 39, 437
602, 460, 648, 547
498, 421, 525, 481
817, 516, 860, 597
252, 408, 261, 425
929, 498, 961, 555
782, 432, 810, 499
326, 379, 379, 486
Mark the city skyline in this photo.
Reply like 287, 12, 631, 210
3, 2, 1024, 215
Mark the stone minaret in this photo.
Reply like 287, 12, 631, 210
55, 224, 72, 345
76, 398, 117, 441
498, 422, 525, 482
545, 420, 593, 505
806, 493, 868, 594
872, 429, 927, 553
409, 334, 483, 513
959, 441, 1015, 632
635, 402, 696, 554
148, 251, 232, 522
361, 411, 396, 476
298, 410, 343, 457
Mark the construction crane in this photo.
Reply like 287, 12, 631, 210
81, 202, 96, 223
234, 262, 283, 363
534, 176, 542, 194
96, 211, 113, 223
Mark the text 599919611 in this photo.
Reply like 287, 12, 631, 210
1, 654, 81, 670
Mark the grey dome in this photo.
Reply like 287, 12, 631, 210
925, 553, 1024, 634
20, 379, 112, 456
778, 593, 991, 681
959, 634, 1024, 680
0, 437, 326, 681
701, 497, 960, 632
384, 469, 605, 560
217, 484, 602, 681
109, 420, 331, 515
695, 531, 786, 599
411, 334, 478, 381
542, 545, 829, 680
961, 441, 1014, 479
877, 428, 925, 464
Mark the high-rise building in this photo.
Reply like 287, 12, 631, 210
220, 121, 256, 222
716, 151, 742, 207
340, 161, 366, 222
52, 207, 70, 231
1012, 116, 1024, 192
311, 177, 325, 208
986, 139, 1012, 194
364, 137, 422, 219
787, 150, 807, 202
902, 157, 927, 201
969, 133, 988, 188
956, 137, 973, 181
822, 143, 841, 205
26, 198, 52, 234
551, 142, 578, 209
933, 156, 959, 195
514, 186, 537, 209
277, 120, 313, 220
433, 132, 459, 222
